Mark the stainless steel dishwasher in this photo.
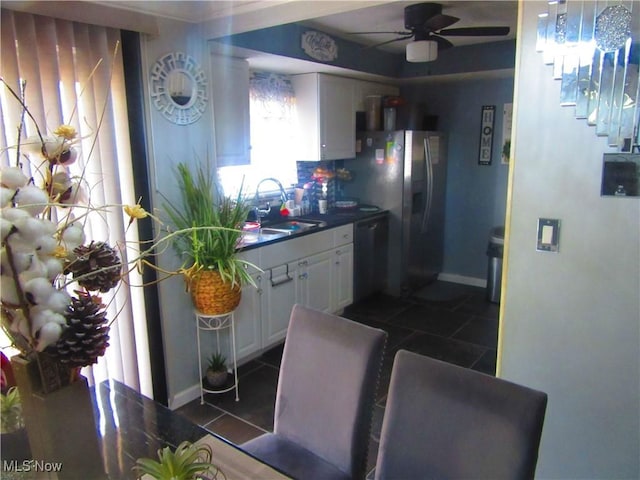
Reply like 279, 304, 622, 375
354, 212, 389, 302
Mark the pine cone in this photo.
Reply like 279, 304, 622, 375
66, 241, 122, 292
47, 292, 110, 368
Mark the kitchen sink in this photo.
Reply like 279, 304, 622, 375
240, 220, 328, 247
264, 220, 327, 232
260, 228, 295, 236
240, 230, 288, 246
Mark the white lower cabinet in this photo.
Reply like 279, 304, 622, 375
333, 243, 354, 311
298, 250, 333, 313
262, 262, 298, 346
234, 224, 354, 362
234, 272, 262, 361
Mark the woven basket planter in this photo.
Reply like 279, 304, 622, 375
189, 270, 241, 315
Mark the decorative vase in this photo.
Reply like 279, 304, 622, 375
11, 355, 106, 479
206, 369, 228, 388
189, 270, 241, 315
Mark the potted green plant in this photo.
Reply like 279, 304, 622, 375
164, 161, 256, 315
133, 440, 223, 480
1, 386, 24, 434
205, 352, 228, 388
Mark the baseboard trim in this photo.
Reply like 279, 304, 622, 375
168, 349, 268, 410
438, 273, 487, 288
169, 384, 201, 410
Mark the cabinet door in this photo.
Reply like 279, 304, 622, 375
234, 272, 262, 361
291, 73, 321, 161
319, 75, 355, 160
334, 243, 354, 311
262, 262, 298, 347
298, 251, 333, 313
210, 55, 250, 167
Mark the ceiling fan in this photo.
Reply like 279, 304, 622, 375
350, 2, 510, 62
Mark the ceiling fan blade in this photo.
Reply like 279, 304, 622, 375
430, 35, 454, 50
438, 26, 510, 37
424, 14, 459, 32
365, 35, 415, 50
349, 31, 412, 36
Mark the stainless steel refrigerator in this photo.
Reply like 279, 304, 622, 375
343, 130, 447, 297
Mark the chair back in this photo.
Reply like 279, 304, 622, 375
375, 350, 547, 480
274, 304, 387, 479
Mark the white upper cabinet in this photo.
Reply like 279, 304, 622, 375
291, 73, 355, 161
210, 54, 250, 167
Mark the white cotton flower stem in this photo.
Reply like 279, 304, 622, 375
0, 77, 46, 156
44, 164, 55, 221
4, 231, 36, 352
16, 80, 27, 168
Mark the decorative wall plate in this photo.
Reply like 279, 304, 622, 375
150, 52, 208, 125
301, 30, 338, 62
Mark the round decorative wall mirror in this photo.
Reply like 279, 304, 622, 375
150, 52, 208, 125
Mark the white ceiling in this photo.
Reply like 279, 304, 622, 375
92, 1, 518, 79
93, 1, 259, 23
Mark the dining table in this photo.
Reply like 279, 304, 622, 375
5, 379, 290, 479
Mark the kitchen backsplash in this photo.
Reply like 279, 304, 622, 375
296, 161, 337, 212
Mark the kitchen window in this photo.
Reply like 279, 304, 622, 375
218, 71, 298, 198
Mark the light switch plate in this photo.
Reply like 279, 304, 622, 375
537, 218, 560, 252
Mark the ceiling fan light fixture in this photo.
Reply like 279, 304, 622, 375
406, 40, 438, 62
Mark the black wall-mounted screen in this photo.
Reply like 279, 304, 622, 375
601, 154, 640, 197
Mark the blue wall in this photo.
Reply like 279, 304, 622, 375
216, 23, 515, 79
218, 21, 515, 282
401, 76, 513, 280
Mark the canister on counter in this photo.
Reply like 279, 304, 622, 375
384, 107, 396, 131
365, 95, 381, 131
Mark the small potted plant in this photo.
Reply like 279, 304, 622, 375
206, 352, 228, 388
133, 440, 223, 480
164, 162, 257, 315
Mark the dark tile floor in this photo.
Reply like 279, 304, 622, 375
176, 280, 499, 476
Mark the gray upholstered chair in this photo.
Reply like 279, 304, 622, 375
375, 350, 548, 480
241, 304, 387, 480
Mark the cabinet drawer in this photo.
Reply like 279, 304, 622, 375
333, 224, 353, 247
260, 229, 334, 269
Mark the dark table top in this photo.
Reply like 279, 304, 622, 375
6, 380, 288, 479
93, 380, 212, 478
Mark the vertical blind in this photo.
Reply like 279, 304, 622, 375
0, 10, 153, 397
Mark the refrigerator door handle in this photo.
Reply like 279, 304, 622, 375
421, 137, 434, 233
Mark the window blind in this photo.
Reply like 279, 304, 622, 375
0, 9, 153, 397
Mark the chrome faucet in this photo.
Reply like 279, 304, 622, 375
254, 177, 288, 222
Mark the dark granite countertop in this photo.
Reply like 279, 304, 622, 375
238, 207, 389, 252
294, 206, 389, 225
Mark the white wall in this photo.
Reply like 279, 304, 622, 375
140, 18, 214, 408
499, 2, 640, 478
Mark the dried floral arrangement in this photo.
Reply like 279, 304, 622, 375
0, 51, 259, 393
0, 55, 189, 392
0, 77, 154, 388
